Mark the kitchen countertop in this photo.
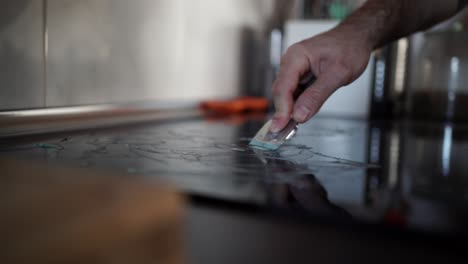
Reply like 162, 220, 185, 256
1, 114, 468, 263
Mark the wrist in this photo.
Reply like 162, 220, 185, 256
333, 0, 399, 49
331, 23, 375, 52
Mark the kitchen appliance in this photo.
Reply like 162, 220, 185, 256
406, 31, 468, 122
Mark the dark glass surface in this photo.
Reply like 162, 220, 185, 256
2, 115, 468, 236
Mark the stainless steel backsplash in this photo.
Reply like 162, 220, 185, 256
0, 0, 296, 110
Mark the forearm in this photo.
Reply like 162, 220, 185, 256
335, 0, 460, 49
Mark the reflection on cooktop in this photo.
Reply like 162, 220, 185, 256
2, 116, 468, 236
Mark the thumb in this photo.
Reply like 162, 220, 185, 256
293, 68, 350, 123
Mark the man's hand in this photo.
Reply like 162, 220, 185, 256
269, 0, 462, 133
270, 29, 372, 133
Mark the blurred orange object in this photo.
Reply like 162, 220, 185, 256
200, 97, 269, 115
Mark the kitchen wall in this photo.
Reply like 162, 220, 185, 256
3, 0, 443, 112
0, 0, 45, 110
1, 0, 293, 110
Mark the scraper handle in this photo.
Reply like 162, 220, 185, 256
293, 72, 316, 101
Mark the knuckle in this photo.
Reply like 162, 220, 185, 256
279, 55, 286, 67
279, 53, 291, 67
291, 42, 307, 52
284, 43, 300, 55
280, 49, 294, 66
281, 43, 307, 66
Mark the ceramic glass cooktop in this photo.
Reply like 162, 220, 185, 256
2, 116, 468, 236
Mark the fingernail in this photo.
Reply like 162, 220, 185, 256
270, 117, 281, 133
294, 106, 310, 122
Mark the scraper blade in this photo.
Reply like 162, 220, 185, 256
249, 72, 316, 151
249, 119, 298, 151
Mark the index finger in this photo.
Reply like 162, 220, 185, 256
270, 49, 310, 132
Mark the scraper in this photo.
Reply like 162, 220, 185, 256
249, 73, 316, 151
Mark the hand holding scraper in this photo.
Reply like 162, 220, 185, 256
249, 73, 316, 151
